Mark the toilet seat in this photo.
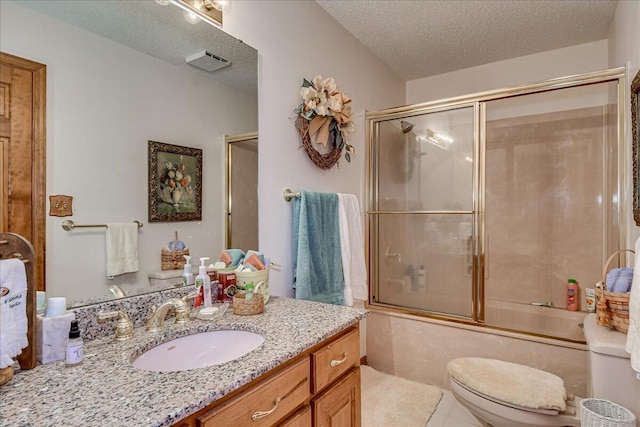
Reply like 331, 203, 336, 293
449, 376, 582, 427
447, 358, 581, 427
450, 377, 563, 415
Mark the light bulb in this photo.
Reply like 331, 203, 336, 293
183, 10, 201, 24
203, 0, 229, 11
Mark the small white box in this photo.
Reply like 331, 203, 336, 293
36, 312, 75, 365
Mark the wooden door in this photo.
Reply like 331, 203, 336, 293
313, 367, 361, 427
0, 52, 46, 291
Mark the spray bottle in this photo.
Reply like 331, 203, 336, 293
195, 257, 211, 307
181, 255, 194, 288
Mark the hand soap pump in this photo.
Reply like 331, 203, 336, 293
195, 257, 212, 307
182, 255, 194, 287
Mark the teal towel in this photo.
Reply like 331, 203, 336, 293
292, 190, 344, 305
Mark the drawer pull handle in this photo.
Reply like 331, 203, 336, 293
330, 352, 347, 367
251, 397, 281, 421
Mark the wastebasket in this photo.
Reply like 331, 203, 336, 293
580, 398, 637, 427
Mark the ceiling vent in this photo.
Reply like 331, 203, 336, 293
185, 51, 231, 72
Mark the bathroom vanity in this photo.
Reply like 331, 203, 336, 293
183, 325, 361, 427
0, 297, 367, 427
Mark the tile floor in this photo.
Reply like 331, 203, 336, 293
427, 390, 482, 427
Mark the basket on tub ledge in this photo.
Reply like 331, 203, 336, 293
160, 231, 189, 271
596, 249, 633, 333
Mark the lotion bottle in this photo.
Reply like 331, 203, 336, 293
417, 265, 427, 288
196, 257, 212, 307
182, 255, 194, 288
566, 279, 579, 311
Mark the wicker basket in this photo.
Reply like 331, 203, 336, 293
580, 398, 636, 427
161, 231, 189, 271
596, 249, 633, 333
0, 366, 13, 387
232, 292, 264, 316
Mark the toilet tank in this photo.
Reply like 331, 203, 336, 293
583, 314, 639, 425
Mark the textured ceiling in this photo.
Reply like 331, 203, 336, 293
15, 0, 257, 96
316, 0, 618, 80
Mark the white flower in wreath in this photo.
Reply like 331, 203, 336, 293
301, 86, 317, 105
327, 95, 342, 113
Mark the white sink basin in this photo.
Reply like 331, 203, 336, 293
132, 330, 265, 372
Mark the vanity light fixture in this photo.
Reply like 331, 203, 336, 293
168, 0, 223, 28
425, 128, 454, 150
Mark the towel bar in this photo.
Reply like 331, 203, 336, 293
62, 220, 143, 231
283, 189, 301, 202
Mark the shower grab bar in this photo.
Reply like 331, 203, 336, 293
62, 220, 143, 231
283, 189, 301, 202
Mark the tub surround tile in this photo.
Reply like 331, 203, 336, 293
366, 310, 588, 397
0, 297, 368, 427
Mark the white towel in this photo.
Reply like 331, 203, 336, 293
626, 236, 640, 373
0, 258, 28, 369
105, 223, 139, 278
337, 193, 368, 306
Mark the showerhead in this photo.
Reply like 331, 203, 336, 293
400, 120, 414, 134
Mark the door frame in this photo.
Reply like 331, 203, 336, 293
1, 52, 46, 291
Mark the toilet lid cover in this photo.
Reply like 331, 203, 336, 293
447, 357, 567, 412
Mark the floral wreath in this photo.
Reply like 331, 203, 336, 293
294, 76, 355, 170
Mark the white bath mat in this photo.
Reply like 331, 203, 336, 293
361, 365, 443, 427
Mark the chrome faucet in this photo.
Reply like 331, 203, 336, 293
531, 302, 554, 307
146, 298, 189, 333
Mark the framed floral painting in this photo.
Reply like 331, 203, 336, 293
148, 140, 202, 222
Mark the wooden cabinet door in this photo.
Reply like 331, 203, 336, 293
278, 405, 312, 427
312, 367, 361, 427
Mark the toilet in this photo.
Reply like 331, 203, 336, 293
447, 314, 639, 427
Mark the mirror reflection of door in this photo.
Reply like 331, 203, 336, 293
0, 52, 46, 292
226, 133, 258, 251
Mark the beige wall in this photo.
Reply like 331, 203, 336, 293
224, 1, 406, 298
608, 0, 640, 251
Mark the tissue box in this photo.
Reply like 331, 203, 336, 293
36, 312, 75, 364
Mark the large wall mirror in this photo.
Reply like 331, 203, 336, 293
0, 1, 258, 307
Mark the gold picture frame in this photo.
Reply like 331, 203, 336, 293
148, 140, 202, 222
632, 70, 640, 225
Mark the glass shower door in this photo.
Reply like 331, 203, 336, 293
370, 105, 477, 318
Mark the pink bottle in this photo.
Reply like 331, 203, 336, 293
566, 279, 579, 311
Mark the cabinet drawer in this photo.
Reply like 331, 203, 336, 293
197, 357, 310, 427
311, 327, 359, 393
277, 405, 312, 427
312, 367, 361, 427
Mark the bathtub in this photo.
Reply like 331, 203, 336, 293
377, 281, 588, 342
366, 306, 589, 397
484, 299, 588, 342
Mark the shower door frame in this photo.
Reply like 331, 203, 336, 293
366, 67, 627, 328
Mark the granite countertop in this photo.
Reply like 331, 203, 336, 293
0, 297, 368, 427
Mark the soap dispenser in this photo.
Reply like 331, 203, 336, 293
182, 255, 194, 287
195, 257, 212, 307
